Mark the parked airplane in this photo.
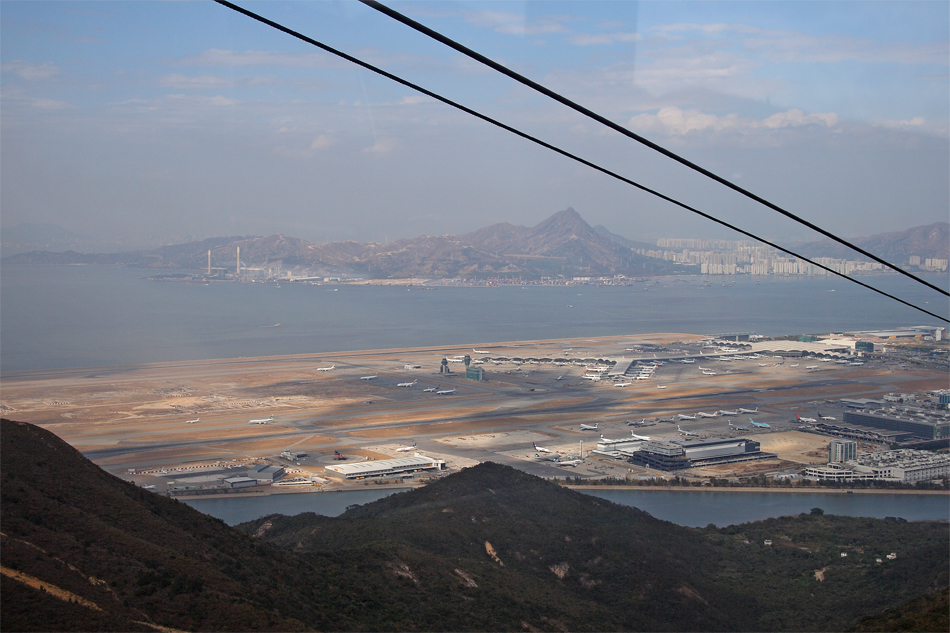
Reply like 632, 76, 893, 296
360, 375, 377, 380
555, 459, 582, 467
396, 380, 417, 387
436, 388, 456, 395
185, 418, 199, 424
789, 363, 800, 367
316, 365, 335, 372
718, 410, 738, 416
582, 374, 602, 381
396, 442, 417, 453
614, 382, 632, 388
697, 411, 719, 418
423, 387, 437, 392
579, 423, 599, 431
630, 431, 651, 441
728, 421, 748, 431
850, 362, 864, 366
738, 407, 758, 414
818, 411, 837, 421
473, 348, 490, 354
249, 416, 273, 425
680, 359, 695, 364
699, 367, 717, 375
533, 442, 552, 453
535, 453, 561, 462
805, 365, 819, 369
796, 414, 818, 423
677, 414, 696, 421
820, 358, 834, 362
748, 418, 771, 428
677, 425, 699, 436
333, 450, 347, 460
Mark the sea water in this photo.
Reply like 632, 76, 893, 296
2, 264, 947, 372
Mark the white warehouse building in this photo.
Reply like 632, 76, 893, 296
324, 455, 446, 480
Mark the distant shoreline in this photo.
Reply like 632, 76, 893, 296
566, 485, 949, 495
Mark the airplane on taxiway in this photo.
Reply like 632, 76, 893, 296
748, 418, 771, 428
579, 423, 599, 431
533, 442, 552, 453
818, 411, 837, 420
360, 375, 377, 380
396, 380, 417, 387
796, 414, 818, 423
423, 387, 437, 392
185, 418, 199, 424
555, 459, 582, 467
473, 348, 490, 354
316, 365, 335, 372
738, 407, 758, 414
396, 442, 417, 452
614, 382, 632, 388
436, 388, 456, 395
805, 365, 819, 369
249, 416, 274, 425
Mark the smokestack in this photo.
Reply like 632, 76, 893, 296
236, 247, 240, 276
207, 250, 211, 275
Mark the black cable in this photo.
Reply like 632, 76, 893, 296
359, 0, 949, 300
212, 0, 949, 324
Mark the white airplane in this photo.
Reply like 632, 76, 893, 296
436, 388, 456, 395
473, 348, 490, 354
396, 380, 417, 387
556, 376, 564, 381
699, 367, 717, 375
535, 453, 561, 462
820, 358, 834, 362
677, 414, 696, 421
471, 359, 484, 364
630, 431, 651, 441
579, 423, 599, 431
555, 459, 582, 467
446, 357, 464, 363
728, 421, 748, 430
423, 387, 437, 392
533, 442, 552, 453
805, 365, 819, 369
796, 414, 818, 423
614, 382, 632, 388
680, 359, 695, 364
396, 442, 417, 452
249, 416, 274, 425
360, 375, 377, 380
818, 411, 836, 421
316, 365, 335, 372
141, 484, 156, 490
738, 407, 758, 414
748, 418, 770, 428
582, 374, 602, 381
790, 363, 799, 367
185, 418, 199, 424
850, 362, 864, 366
677, 425, 698, 436
718, 410, 738, 416
656, 385, 668, 389
696, 411, 719, 418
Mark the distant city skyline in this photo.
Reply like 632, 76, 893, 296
2, 1, 947, 247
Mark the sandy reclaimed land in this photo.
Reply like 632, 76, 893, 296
755, 431, 837, 464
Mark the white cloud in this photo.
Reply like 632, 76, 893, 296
1, 60, 59, 80
569, 32, 640, 46
398, 95, 435, 105
362, 137, 397, 154
175, 49, 338, 69
32, 98, 70, 110
627, 106, 838, 136
463, 10, 571, 36
310, 135, 333, 150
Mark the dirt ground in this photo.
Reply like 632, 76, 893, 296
755, 431, 835, 464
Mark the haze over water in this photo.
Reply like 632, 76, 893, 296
2, 265, 947, 373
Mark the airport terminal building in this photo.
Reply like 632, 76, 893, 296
324, 455, 446, 480
617, 437, 773, 471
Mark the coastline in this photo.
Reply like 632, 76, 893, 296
566, 485, 949, 495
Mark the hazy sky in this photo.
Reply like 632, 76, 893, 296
2, 1, 947, 247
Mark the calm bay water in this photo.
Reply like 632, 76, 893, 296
181, 488, 950, 527
2, 264, 947, 373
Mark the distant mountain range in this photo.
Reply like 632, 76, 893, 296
4, 214, 947, 279
2, 419, 947, 632
3, 209, 693, 278
796, 222, 948, 263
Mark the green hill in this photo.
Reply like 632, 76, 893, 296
2, 419, 947, 631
